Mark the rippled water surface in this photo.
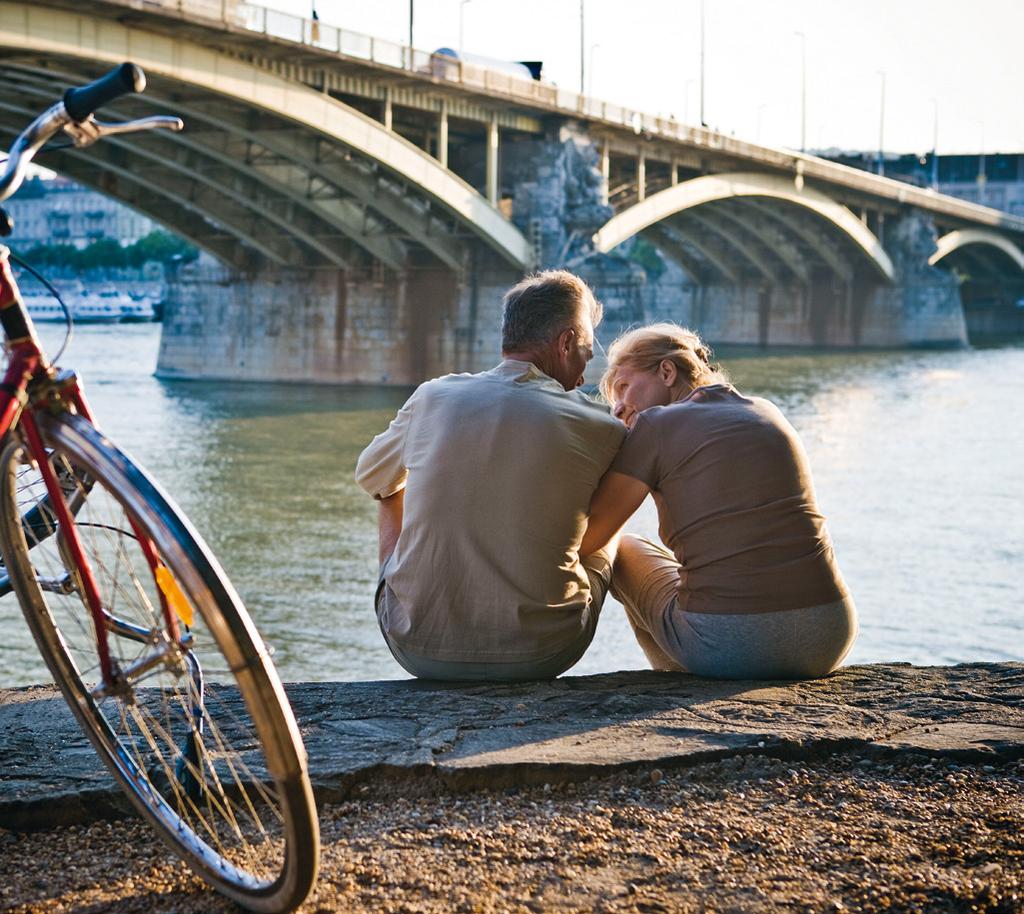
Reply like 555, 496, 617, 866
2, 323, 1021, 686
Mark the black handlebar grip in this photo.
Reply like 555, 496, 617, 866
63, 63, 146, 122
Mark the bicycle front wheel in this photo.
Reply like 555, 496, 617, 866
0, 413, 319, 913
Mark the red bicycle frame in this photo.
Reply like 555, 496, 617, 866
0, 246, 183, 690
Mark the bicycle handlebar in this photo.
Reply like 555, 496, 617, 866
0, 103, 70, 204
0, 63, 182, 205
64, 63, 145, 123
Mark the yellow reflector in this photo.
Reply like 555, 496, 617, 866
156, 564, 193, 627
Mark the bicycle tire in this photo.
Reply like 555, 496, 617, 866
0, 413, 319, 913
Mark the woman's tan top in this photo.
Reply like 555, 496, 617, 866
609, 384, 848, 615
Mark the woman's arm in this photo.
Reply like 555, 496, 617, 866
581, 471, 650, 556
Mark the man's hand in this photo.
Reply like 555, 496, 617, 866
378, 489, 404, 568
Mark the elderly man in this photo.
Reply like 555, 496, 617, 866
355, 270, 624, 680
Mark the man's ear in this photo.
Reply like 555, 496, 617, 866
558, 326, 576, 355
658, 358, 678, 387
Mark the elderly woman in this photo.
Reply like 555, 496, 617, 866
581, 323, 856, 680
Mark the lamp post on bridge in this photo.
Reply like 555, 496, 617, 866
930, 98, 939, 190
793, 31, 806, 153
876, 70, 886, 176
699, 0, 707, 126
579, 0, 585, 95
408, 0, 414, 67
977, 119, 987, 206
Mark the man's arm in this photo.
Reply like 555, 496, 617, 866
356, 387, 422, 501
580, 470, 650, 556
378, 488, 404, 568
356, 391, 420, 570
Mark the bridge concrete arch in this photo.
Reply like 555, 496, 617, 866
929, 228, 1024, 276
0, 2, 533, 272
593, 172, 895, 283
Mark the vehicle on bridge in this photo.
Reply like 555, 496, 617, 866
429, 47, 544, 83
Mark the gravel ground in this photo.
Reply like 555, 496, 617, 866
1, 754, 1022, 914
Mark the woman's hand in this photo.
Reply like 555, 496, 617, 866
581, 471, 650, 556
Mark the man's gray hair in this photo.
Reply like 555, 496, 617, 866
501, 270, 602, 353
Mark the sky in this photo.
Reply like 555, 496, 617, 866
256, 0, 1024, 156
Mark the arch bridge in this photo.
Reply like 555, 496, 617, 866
3, 0, 1023, 382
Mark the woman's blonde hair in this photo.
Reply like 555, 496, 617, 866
599, 322, 727, 402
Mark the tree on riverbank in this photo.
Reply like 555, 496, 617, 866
17, 230, 198, 270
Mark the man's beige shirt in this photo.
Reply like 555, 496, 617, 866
355, 359, 625, 662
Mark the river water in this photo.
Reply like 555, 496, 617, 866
1, 323, 1022, 686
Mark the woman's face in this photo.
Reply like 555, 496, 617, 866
609, 365, 675, 429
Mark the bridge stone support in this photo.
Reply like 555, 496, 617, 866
959, 281, 1024, 339
620, 274, 872, 349
858, 210, 967, 347
157, 257, 518, 386
504, 123, 612, 268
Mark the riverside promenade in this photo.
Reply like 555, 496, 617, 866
1, 662, 1023, 911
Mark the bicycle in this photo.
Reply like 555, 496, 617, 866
0, 63, 319, 912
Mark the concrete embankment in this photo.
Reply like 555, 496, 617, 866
1, 662, 1022, 831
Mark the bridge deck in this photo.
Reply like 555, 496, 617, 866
33, 0, 1024, 240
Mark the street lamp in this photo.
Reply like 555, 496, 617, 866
930, 98, 939, 190
588, 43, 601, 97
876, 70, 886, 176
459, 0, 472, 57
408, 0, 414, 66
579, 0, 585, 95
699, 0, 706, 126
977, 119, 987, 205
793, 31, 806, 153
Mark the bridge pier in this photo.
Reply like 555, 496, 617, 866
614, 274, 867, 349
156, 256, 517, 386
859, 211, 968, 347
960, 279, 1024, 339
504, 122, 612, 268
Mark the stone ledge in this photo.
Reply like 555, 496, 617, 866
1, 662, 1022, 831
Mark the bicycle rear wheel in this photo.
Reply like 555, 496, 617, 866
0, 413, 319, 913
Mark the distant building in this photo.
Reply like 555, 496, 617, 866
819, 150, 1024, 216
4, 175, 155, 248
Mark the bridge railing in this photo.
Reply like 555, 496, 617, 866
124, 2, 1024, 229
157, 1, 707, 140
